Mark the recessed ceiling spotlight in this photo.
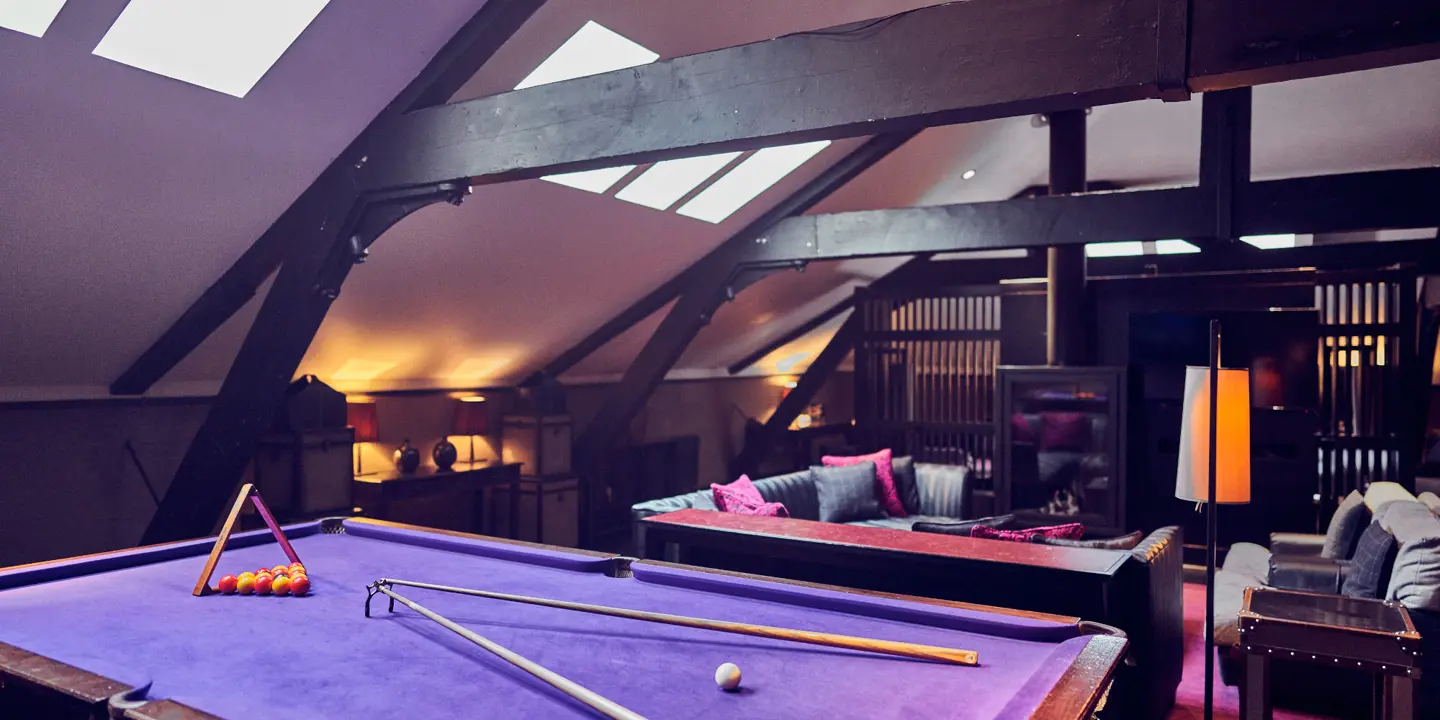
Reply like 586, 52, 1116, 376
961, 169, 977, 180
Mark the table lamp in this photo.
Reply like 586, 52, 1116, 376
1174, 319, 1250, 720
347, 400, 379, 476
453, 396, 490, 464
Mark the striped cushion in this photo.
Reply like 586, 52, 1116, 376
915, 463, 969, 518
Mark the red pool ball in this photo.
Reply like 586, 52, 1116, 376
254, 574, 273, 595
216, 575, 238, 594
289, 576, 310, 596
270, 564, 290, 576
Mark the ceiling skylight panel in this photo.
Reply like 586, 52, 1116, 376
1241, 234, 1297, 250
520, 21, 658, 192
1085, 241, 1145, 258
516, 20, 658, 90
92, 0, 329, 98
614, 153, 742, 210
676, 141, 832, 224
1155, 239, 1201, 254
0, 0, 69, 37
540, 167, 636, 193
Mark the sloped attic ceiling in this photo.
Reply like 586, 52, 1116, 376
0, 0, 492, 400
3, 2, 1438, 400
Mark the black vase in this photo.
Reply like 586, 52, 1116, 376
432, 439, 458, 471
394, 440, 421, 474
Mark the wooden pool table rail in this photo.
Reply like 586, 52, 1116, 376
0, 517, 1125, 720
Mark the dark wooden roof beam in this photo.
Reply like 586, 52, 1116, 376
358, 0, 1440, 190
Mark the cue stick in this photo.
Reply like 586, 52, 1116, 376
371, 584, 647, 720
376, 578, 980, 666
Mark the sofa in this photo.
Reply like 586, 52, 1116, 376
631, 461, 971, 549
1213, 482, 1440, 717
632, 463, 1184, 720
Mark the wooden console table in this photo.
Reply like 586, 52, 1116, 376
638, 509, 1129, 619
353, 462, 521, 538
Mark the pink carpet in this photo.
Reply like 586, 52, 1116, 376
1165, 583, 1333, 720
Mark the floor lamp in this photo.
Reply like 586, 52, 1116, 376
1175, 320, 1251, 720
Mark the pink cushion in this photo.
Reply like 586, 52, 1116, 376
970, 523, 1085, 543
738, 501, 790, 518
823, 449, 906, 518
711, 475, 765, 513
1040, 412, 1091, 451
1011, 413, 1037, 444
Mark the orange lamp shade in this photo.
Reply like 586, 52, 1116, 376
347, 401, 379, 443
1175, 367, 1251, 504
452, 397, 490, 436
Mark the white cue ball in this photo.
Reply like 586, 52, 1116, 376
714, 662, 742, 691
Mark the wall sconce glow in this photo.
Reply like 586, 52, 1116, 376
331, 358, 398, 381
615, 152, 742, 210
1085, 241, 1145, 258
961, 169, 977, 180
784, 381, 799, 389
92, 0, 330, 98
0, 0, 69, 37
1155, 239, 1201, 255
677, 141, 832, 223
1241, 234, 1297, 250
516, 21, 658, 192
460, 395, 487, 403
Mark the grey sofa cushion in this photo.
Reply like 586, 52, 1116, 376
752, 470, 820, 521
810, 462, 883, 523
1221, 542, 1273, 585
914, 462, 968, 518
1380, 502, 1440, 611
1212, 569, 1258, 647
847, 514, 958, 530
1341, 521, 1398, 599
890, 456, 922, 516
1322, 490, 1370, 560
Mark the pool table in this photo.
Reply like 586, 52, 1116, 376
0, 518, 1126, 719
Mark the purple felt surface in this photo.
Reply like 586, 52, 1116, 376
0, 523, 1089, 719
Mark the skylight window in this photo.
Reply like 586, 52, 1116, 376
517, 21, 659, 192
1241, 234, 1297, 250
677, 141, 832, 224
516, 21, 659, 90
0, 0, 68, 37
541, 167, 635, 194
92, 0, 329, 98
1155, 239, 1201, 254
1085, 241, 1145, 258
615, 153, 742, 210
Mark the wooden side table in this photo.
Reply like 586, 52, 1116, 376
1238, 587, 1423, 720
352, 462, 522, 538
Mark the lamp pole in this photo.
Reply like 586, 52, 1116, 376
1205, 318, 1221, 720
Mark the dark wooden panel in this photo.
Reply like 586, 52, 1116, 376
1189, 0, 1440, 92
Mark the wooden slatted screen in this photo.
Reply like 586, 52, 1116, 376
855, 287, 1002, 497
1315, 270, 1418, 512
